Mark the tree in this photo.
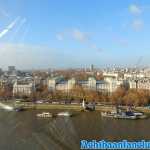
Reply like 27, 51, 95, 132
137, 89, 150, 106
84, 90, 99, 102
110, 86, 126, 105
71, 85, 86, 102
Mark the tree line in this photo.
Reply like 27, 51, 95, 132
0, 84, 150, 106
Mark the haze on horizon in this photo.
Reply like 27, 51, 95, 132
0, 0, 150, 69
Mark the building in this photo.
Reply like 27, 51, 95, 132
124, 73, 145, 80
47, 77, 76, 92
103, 72, 119, 79
78, 77, 96, 90
13, 81, 35, 96
47, 76, 123, 93
90, 64, 94, 72
0, 68, 3, 75
8, 66, 15, 72
8, 66, 17, 76
128, 78, 150, 90
47, 76, 63, 91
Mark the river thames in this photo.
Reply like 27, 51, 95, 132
0, 110, 150, 150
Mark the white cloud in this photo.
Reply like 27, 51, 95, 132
131, 19, 143, 31
56, 33, 64, 41
56, 28, 102, 52
72, 28, 88, 42
56, 28, 89, 42
71, 29, 103, 52
129, 4, 142, 15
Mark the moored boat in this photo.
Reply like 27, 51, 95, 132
133, 112, 147, 119
36, 112, 53, 118
57, 112, 72, 117
101, 105, 148, 120
101, 112, 114, 118
114, 113, 137, 120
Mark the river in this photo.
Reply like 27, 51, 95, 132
0, 110, 150, 150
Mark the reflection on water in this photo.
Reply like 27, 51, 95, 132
0, 110, 150, 150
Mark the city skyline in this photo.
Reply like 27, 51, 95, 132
1, 0, 150, 69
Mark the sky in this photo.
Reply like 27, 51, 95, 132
0, 0, 150, 69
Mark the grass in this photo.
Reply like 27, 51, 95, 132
25, 104, 83, 111
21, 103, 115, 112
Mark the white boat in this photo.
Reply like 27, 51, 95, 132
36, 112, 53, 118
57, 112, 72, 117
101, 108, 147, 120
114, 114, 137, 120
133, 112, 147, 119
101, 112, 114, 118
101, 111, 137, 119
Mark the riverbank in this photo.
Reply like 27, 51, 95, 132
21, 103, 150, 114
2, 101, 116, 112
2, 101, 150, 114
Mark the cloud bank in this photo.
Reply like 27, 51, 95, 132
0, 43, 56, 69
0, 42, 91, 69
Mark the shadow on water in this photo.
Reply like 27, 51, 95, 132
0, 110, 80, 150
47, 117, 79, 150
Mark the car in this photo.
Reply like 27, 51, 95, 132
52, 102, 59, 104
36, 101, 43, 104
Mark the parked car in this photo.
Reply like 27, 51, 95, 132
36, 100, 43, 104
52, 101, 59, 104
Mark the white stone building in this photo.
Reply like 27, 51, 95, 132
47, 76, 64, 91
13, 82, 35, 96
47, 77, 76, 92
47, 76, 123, 93
128, 78, 150, 90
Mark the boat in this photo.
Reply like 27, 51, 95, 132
114, 112, 137, 120
36, 112, 53, 118
101, 106, 147, 120
101, 108, 118, 118
57, 112, 72, 117
101, 110, 137, 120
101, 112, 114, 118
133, 112, 147, 119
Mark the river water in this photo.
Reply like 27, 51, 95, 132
0, 109, 150, 150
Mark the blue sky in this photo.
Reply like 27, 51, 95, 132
0, 0, 150, 69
